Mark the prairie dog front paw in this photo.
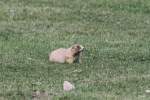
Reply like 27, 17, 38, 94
65, 57, 74, 64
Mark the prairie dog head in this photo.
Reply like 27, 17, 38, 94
70, 44, 84, 56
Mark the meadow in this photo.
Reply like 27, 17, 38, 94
0, 0, 150, 99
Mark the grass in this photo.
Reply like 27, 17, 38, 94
0, 0, 150, 99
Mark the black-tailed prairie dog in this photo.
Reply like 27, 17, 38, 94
49, 44, 84, 64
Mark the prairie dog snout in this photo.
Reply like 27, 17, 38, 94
49, 44, 84, 64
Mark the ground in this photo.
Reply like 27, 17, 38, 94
0, 0, 150, 100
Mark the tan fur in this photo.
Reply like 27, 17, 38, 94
49, 44, 84, 64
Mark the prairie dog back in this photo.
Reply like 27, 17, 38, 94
49, 48, 67, 63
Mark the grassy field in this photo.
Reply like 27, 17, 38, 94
1, 0, 150, 99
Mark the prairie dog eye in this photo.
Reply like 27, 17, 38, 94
72, 44, 84, 52
72, 45, 80, 52
76, 45, 81, 50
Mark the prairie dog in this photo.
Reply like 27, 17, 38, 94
49, 44, 84, 64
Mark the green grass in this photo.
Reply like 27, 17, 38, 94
1, 0, 150, 99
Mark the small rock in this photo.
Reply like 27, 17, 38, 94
63, 81, 75, 91
145, 90, 150, 93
